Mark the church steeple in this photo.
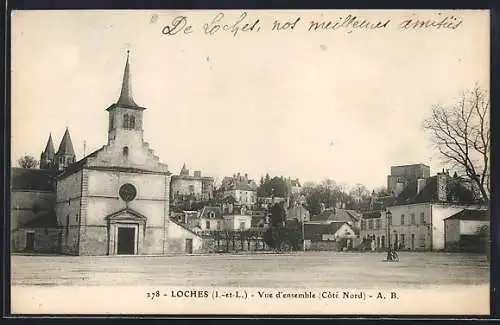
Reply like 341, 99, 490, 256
117, 50, 139, 108
44, 133, 55, 157
57, 128, 76, 157
106, 50, 146, 144
40, 133, 56, 169
55, 128, 76, 171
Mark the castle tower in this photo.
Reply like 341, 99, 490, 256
55, 128, 76, 171
40, 133, 55, 169
106, 50, 146, 147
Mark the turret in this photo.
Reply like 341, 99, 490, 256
55, 128, 76, 171
40, 133, 55, 169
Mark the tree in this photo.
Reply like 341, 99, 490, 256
423, 86, 490, 201
269, 202, 286, 227
18, 155, 38, 168
349, 184, 370, 204
373, 187, 390, 197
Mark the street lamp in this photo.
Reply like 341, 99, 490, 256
386, 209, 393, 261
301, 207, 306, 252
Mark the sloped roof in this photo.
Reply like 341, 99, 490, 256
56, 128, 76, 156
233, 183, 256, 191
43, 134, 55, 157
304, 222, 347, 241
395, 175, 480, 205
200, 206, 223, 219
310, 209, 359, 223
11, 168, 56, 191
445, 209, 489, 221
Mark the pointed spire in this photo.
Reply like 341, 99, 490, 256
56, 128, 76, 157
43, 133, 55, 158
117, 50, 138, 107
180, 163, 189, 176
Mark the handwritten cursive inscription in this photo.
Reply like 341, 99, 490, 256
203, 12, 261, 36
160, 12, 464, 37
308, 15, 391, 33
162, 16, 193, 35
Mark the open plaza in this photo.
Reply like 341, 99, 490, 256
11, 251, 489, 288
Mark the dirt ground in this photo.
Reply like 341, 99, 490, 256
11, 251, 490, 288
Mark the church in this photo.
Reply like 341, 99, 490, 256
11, 52, 204, 255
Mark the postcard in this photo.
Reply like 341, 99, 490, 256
10, 9, 490, 315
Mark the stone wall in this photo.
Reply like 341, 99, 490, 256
309, 241, 339, 251
56, 170, 82, 254
11, 191, 56, 230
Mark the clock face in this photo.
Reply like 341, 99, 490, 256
119, 183, 137, 202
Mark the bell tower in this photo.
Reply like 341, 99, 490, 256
106, 50, 147, 147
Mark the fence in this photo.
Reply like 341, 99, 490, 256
200, 229, 271, 253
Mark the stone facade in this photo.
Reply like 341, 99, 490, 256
12, 52, 204, 256
170, 167, 214, 205
360, 203, 487, 251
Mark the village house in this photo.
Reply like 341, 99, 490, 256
360, 169, 487, 251
170, 164, 214, 209
444, 209, 490, 252
219, 173, 258, 208
310, 208, 361, 229
304, 221, 359, 251
11, 168, 58, 253
198, 206, 224, 232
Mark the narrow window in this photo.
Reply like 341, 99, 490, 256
123, 146, 129, 157
410, 213, 415, 225
123, 114, 129, 128
401, 214, 405, 225
65, 214, 70, 238
420, 212, 425, 225
206, 220, 210, 230
129, 115, 135, 129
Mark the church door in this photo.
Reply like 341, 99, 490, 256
25, 231, 35, 251
117, 227, 135, 255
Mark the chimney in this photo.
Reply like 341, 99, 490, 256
437, 173, 448, 202
416, 178, 426, 194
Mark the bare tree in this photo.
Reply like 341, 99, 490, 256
423, 85, 489, 201
349, 183, 370, 203
18, 155, 39, 169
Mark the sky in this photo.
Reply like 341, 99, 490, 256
11, 10, 489, 189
